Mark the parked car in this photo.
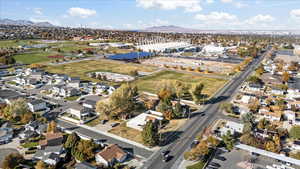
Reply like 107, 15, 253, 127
111, 123, 119, 127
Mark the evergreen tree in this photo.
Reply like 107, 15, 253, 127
142, 121, 159, 146
64, 132, 80, 149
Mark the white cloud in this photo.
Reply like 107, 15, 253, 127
136, 0, 202, 12
290, 9, 300, 19
195, 12, 238, 22
220, 0, 233, 3
245, 14, 275, 25
206, 0, 214, 4
67, 7, 96, 18
33, 8, 43, 15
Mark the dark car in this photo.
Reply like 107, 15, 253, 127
190, 140, 199, 148
162, 154, 171, 162
161, 150, 170, 156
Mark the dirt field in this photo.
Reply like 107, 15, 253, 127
142, 57, 237, 74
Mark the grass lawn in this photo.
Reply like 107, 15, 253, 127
186, 161, 205, 169
134, 70, 227, 97
12, 51, 58, 64
21, 142, 39, 148
160, 119, 187, 134
65, 96, 80, 101
45, 59, 157, 82
108, 122, 144, 144
0, 40, 39, 48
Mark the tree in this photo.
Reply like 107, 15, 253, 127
2, 153, 24, 169
289, 125, 300, 139
242, 112, 255, 125
264, 140, 279, 153
282, 71, 290, 83
257, 118, 269, 130
290, 152, 300, 160
3, 98, 30, 121
173, 101, 183, 118
255, 65, 264, 76
47, 121, 57, 133
207, 136, 219, 148
222, 131, 235, 151
96, 83, 138, 120
72, 140, 96, 162
189, 83, 204, 104
129, 69, 138, 76
247, 76, 262, 84
35, 161, 46, 169
64, 132, 80, 149
173, 81, 184, 100
142, 121, 159, 146
220, 102, 234, 114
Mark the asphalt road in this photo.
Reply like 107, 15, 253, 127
56, 119, 153, 158
143, 48, 270, 169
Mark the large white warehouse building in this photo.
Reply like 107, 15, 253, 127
294, 45, 300, 56
136, 41, 191, 52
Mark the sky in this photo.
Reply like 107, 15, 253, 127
1, 0, 300, 30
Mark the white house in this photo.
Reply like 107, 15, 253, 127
219, 121, 244, 136
65, 104, 97, 124
270, 87, 285, 95
126, 110, 163, 131
241, 95, 255, 104
28, 99, 47, 112
95, 144, 127, 167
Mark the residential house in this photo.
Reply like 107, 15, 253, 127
240, 95, 256, 104
52, 85, 79, 98
27, 99, 47, 112
126, 110, 164, 131
95, 144, 127, 167
219, 121, 244, 136
284, 110, 296, 123
39, 132, 64, 149
34, 144, 65, 166
0, 89, 23, 104
0, 123, 13, 144
259, 111, 282, 122
83, 100, 97, 109
66, 104, 97, 124
270, 86, 285, 95
247, 83, 263, 92
67, 78, 81, 89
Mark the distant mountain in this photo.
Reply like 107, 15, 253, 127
0, 18, 55, 27
142, 25, 300, 35
142, 25, 199, 33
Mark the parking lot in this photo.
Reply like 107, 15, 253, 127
207, 148, 287, 169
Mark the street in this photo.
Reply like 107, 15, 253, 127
142, 48, 270, 169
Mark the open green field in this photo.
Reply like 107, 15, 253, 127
45, 59, 158, 81
135, 70, 227, 97
0, 40, 40, 48
12, 51, 58, 64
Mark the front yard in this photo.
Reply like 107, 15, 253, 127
108, 122, 144, 144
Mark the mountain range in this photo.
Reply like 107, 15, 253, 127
0, 18, 55, 27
